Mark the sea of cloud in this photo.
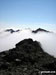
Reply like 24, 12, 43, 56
0, 29, 56, 57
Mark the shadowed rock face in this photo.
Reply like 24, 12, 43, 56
0, 39, 56, 75
32, 28, 49, 33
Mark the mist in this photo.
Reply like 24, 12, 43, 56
0, 29, 56, 57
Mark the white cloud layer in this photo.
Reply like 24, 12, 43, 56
0, 29, 56, 58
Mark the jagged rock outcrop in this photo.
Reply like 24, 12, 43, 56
0, 39, 56, 75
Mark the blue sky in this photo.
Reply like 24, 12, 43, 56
0, 0, 56, 30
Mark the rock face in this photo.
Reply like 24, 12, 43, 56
32, 28, 49, 33
0, 39, 56, 75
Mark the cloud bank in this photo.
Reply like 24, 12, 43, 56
0, 29, 56, 58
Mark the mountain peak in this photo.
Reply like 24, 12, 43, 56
5, 29, 15, 33
5, 29, 20, 33
32, 28, 49, 33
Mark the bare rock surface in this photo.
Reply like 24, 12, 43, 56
0, 39, 56, 75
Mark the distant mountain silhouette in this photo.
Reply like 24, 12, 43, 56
5, 29, 15, 33
5, 28, 50, 34
5, 29, 20, 33
0, 38, 56, 75
32, 28, 49, 33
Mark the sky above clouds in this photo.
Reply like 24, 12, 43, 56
0, 0, 56, 57
0, 0, 56, 30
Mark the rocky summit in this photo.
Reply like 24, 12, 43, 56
0, 39, 56, 75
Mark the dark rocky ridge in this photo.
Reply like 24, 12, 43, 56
5, 28, 49, 34
32, 28, 49, 33
5, 29, 20, 33
0, 39, 56, 75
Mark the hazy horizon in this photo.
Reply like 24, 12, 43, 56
0, 0, 56, 31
